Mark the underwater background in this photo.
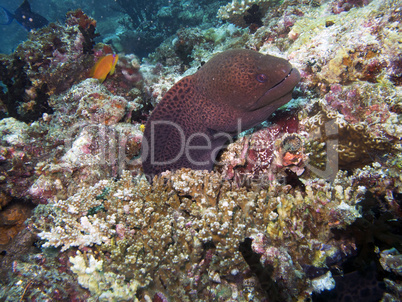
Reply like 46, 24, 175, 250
0, 0, 401, 301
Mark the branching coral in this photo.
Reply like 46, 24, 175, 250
69, 251, 140, 301
29, 168, 367, 300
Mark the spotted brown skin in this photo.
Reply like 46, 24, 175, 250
141, 49, 300, 180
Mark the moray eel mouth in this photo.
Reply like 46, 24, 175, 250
270, 68, 295, 90
251, 67, 301, 111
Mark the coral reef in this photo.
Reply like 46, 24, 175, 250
70, 251, 140, 301
1, 0, 402, 301
0, 201, 34, 245
0, 10, 97, 123
286, 0, 401, 91
217, 0, 282, 28
107, 0, 227, 58
28, 79, 143, 204
379, 248, 402, 301
0, 77, 143, 206
27, 169, 365, 300
299, 81, 401, 172
0, 235, 90, 301
217, 110, 303, 181
331, 0, 372, 14
0, 117, 57, 206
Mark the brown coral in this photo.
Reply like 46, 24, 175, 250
0, 201, 34, 245
29, 168, 366, 300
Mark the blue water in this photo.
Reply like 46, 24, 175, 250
0, 0, 226, 57
0, 0, 115, 53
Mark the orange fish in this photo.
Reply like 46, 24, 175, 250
90, 54, 119, 83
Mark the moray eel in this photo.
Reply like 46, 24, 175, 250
141, 49, 300, 180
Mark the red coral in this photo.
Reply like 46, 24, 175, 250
65, 9, 97, 30
153, 292, 169, 302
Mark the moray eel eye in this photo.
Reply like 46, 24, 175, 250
256, 73, 268, 83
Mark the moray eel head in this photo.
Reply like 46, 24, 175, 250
142, 49, 300, 180
194, 49, 300, 111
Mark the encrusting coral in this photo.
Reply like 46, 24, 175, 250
299, 80, 401, 172
286, 0, 401, 89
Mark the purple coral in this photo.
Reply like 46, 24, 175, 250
332, 0, 372, 14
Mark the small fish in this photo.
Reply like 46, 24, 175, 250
90, 54, 119, 83
0, 0, 48, 31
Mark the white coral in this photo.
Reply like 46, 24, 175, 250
38, 200, 113, 251
70, 251, 139, 302
217, 0, 277, 21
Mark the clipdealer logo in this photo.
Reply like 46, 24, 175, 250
64, 111, 339, 182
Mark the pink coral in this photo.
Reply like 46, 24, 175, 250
218, 110, 303, 181
332, 0, 372, 14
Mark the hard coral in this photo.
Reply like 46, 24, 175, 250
29, 168, 366, 300
100, 53, 145, 98
66, 9, 97, 31
27, 79, 143, 204
1, 0, 401, 301
173, 28, 206, 66
0, 10, 99, 123
66, 9, 99, 55
288, 0, 401, 94
0, 55, 52, 123
248, 1, 304, 52
0, 117, 62, 206
0, 239, 90, 300
299, 80, 401, 173
217, 0, 282, 28
0, 201, 34, 245
388, 55, 402, 86
0, 74, 143, 205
